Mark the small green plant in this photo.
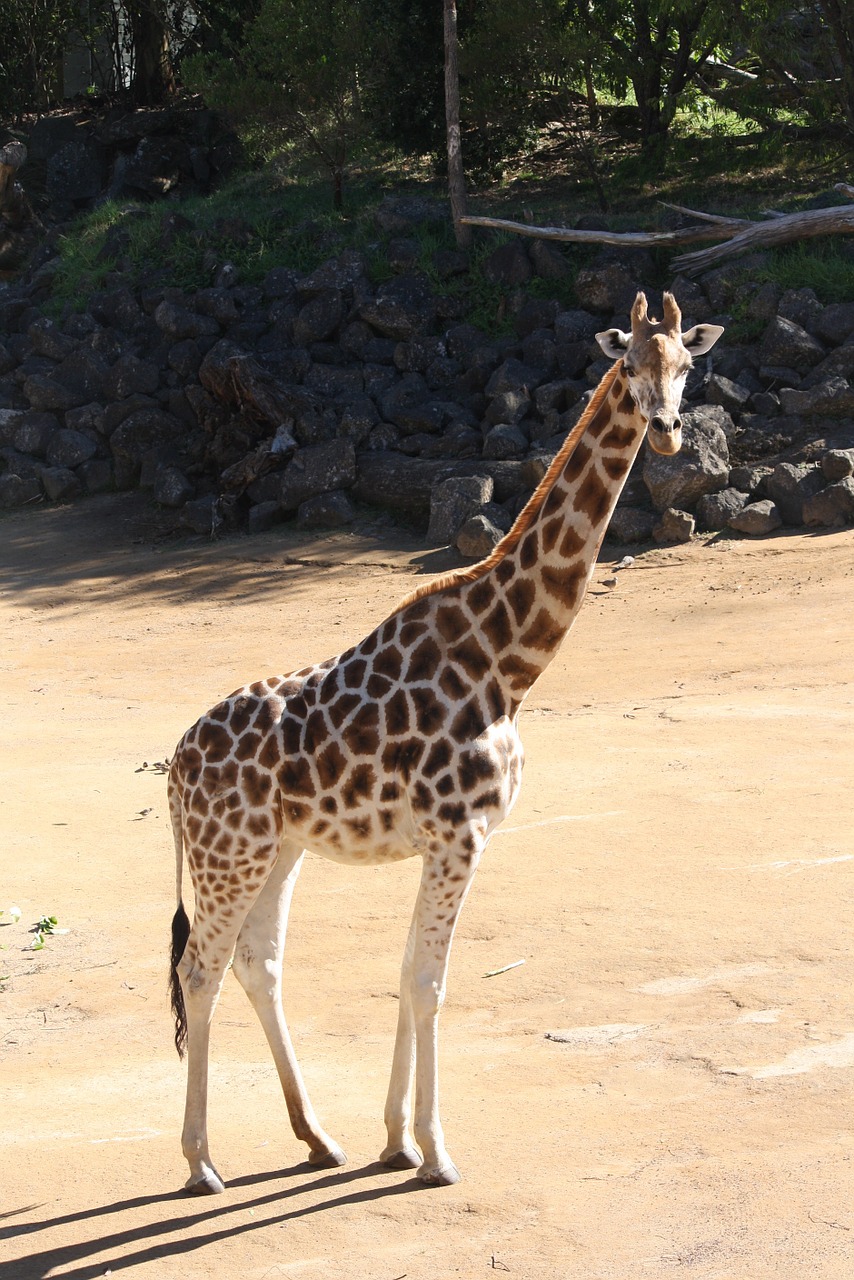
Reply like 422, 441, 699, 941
29, 914, 66, 951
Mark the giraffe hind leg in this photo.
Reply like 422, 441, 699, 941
178, 832, 281, 1194
231, 839, 346, 1169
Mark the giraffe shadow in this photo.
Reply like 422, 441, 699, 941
1, 1161, 427, 1280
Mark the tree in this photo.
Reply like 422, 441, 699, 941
565, 0, 737, 150
444, 0, 471, 248
184, 0, 369, 207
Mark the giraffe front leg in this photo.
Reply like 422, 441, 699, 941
408, 840, 481, 1187
380, 917, 420, 1170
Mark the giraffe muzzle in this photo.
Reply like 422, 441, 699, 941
647, 414, 682, 457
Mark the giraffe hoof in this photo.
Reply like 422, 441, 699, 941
185, 1168, 225, 1195
308, 1144, 347, 1168
418, 1161, 461, 1187
381, 1146, 421, 1170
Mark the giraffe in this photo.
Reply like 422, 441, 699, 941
167, 291, 723, 1195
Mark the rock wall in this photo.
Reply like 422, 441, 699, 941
2, 211, 854, 552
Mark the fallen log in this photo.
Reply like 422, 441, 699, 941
461, 187, 854, 277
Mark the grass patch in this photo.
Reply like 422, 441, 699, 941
755, 238, 854, 304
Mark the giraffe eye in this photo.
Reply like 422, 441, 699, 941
624, 364, 637, 378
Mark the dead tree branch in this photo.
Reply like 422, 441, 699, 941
461, 191, 854, 277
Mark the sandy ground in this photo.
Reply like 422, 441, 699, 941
1, 495, 853, 1280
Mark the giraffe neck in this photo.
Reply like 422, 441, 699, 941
456, 365, 645, 700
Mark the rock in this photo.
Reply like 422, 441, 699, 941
427, 474, 494, 545
749, 391, 780, 416
0, 472, 42, 507
154, 466, 194, 508
695, 487, 749, 531
338, 396, 379, 445
296, 490, 355, 529
77, 458, 114, 493
728, 500, 783, 536
456, 513, 503, 558
358, 275, 436, 340
758, 316, 824, 373
653, 507, 695, 544
705, 374, 751, 414
485, 390, 529, 426
573, 262, 637, 313
247, 500, 281, 533
643, 408, 730, 511
802, 478, 854, 527
606, 506, 656, 543
485, 358, 543, 398
483, 241, 532, 287
293, 289, 344, 345
23, 374, 86, 413
118, 134, 192, 198
482, 424, 528, 459
279, 439, 357, 511
813, 301, 854, 346
729, 464, 773, 495
13, 412, 60, 457
28, 318, 77, 361
778, 378, 854, 417
777, 287, 823, 331
800, 345, 854, 389
40, 466, 83, 502
110, 408, 186, 489
0, 409, 24, 446
154, 300, 219, 341
182, 495, 218, 535
530, 239, 571, 281
766, 462, 825, 525
821, 449, 854, 481
44, 428, 97, 469
103, 353, 161, 400
46, 138, 105, 206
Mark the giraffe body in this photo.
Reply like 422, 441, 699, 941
168, 292, 723, 1194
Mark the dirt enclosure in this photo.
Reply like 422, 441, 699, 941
1, 496, 853, 1280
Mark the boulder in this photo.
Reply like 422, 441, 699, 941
766, 462, 825, 525
758, 316, 824, 373
41, 466, 83, 502
483, 241, 532, 287
0, 472, 42, 507
728, 500, 783, 536
296, 490, 355, 529
427, 474, 494, 545
606, 506, 656, 543
456, 513, 503, 558
279, 439, 357, 511
293, 289, 344, 345
358, 275, 436, 340
46, 429, 98, 469
573, 262, 636, 313
778, 378, 854, 417
821, 449, 854, 482
153, 466, 194, 508
695, 487, 749, 531
482, 424, 528, 459
653, 508, 695, 544
802, 478, 854, 527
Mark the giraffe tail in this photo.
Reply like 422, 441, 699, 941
168, 761, 190, 1058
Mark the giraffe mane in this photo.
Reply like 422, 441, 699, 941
395, 358, 624, 612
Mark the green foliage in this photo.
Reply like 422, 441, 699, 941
0, 0, 78, 113
183, 0, 371, 206
757, 239, 854, 303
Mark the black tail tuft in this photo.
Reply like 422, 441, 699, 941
169, 902, 191, 1058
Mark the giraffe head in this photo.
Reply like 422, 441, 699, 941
596, 292, 724, 456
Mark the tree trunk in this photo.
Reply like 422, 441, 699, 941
444, 0, 472, 250
129, 1, 174, 105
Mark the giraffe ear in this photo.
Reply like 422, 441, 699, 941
682, 323, 725, 355
595, 328, 632, 360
